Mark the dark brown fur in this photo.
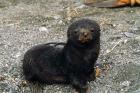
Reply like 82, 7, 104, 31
22, 19, 100, 93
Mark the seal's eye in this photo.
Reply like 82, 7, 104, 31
74, 30, 78, 34
90, 28, 94, 32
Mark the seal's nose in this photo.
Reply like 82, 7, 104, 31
83, 32, 88, 38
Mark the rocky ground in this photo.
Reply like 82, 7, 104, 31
0, 0, 140, 93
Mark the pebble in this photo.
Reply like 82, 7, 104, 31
0, 76, 6, 81
15, 52, 21, 58
133, 88, 140, 93
132, 27, 140, 34
39, 27, 49, 33
120, 81, 131, 87
58, 20, 63, 24
133, 27, 140, 31
124, 32, 137, 38
76, 5, 86, 9
53, 15, 61, 20
112, 24, 117, 28
135, 36, 140, 41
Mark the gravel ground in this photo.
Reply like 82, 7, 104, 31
0, 0, 140, 93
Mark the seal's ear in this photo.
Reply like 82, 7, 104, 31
67, 32, 70, 37
67, 29, 71, 38
84, 0, 129, 8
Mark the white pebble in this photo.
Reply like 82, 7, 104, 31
121, 81, 131, 87
53, 15, 61, 20
15, 52, 21, 58
39, 27, 49, 33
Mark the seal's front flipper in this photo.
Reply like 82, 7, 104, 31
85, 0, 130, 8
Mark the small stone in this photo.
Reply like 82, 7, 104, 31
133, 27, 140, 31
124, 32, 136, 38
19, 80, 28, 87
95, 67, 101, 77
77, 5, 86, 9
112, 24, 117, 27
39, 27, 49, 33
130, 10, 134, 13
121, 81, 131, 87
135, 36, 140, 41
58, 20, 63, 24
84, 0, 95, 4
123, 39, 128, 44
5, 64, 8, 68
106, 49, 111, 54
0, 76, 6, 81
132, 27, 140, 34
15, 52, 21, 58
53, 15, 61, 20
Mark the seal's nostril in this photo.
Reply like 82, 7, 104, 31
84, 32, 88, 38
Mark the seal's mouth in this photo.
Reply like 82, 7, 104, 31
78, 32, 92, 43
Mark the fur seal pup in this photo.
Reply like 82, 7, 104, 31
22, 19, 100, 93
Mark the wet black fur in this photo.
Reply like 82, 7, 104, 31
22, 19, 100, 93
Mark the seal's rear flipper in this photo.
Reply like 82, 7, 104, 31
84, 0, 130, 8
30, 83, 44, 93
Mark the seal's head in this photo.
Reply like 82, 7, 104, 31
67, 19, 100, 45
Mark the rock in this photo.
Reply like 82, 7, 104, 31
124, 32, 137, 38
132, 27, 140, 34
39, 27, 49, 33
53, 15, 61, 20
120, 81, 131, 87
135, 36, 140, 41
